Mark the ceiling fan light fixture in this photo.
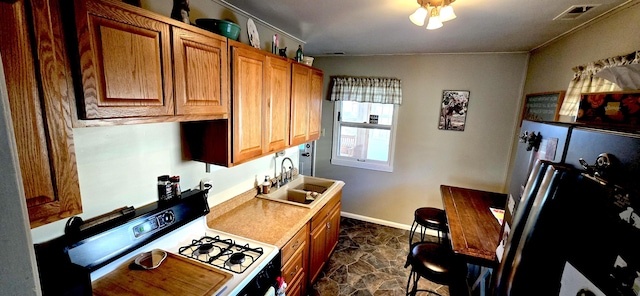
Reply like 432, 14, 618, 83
410, 0, 455, 30
409, 6, 428, 26
439, 5, 456, 22
426, 7, 443, 30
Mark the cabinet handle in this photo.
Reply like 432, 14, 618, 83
291, 240, 300, 250
326, 222, 331, 229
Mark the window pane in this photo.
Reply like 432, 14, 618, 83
341, 101, 394, 125
339, 126, 390, 161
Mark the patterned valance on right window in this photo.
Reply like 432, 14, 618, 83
559, 50, 639, 117
329, 76, 403, 105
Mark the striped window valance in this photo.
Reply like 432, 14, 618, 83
559, 50, 639, 117
329, 76, 403, 105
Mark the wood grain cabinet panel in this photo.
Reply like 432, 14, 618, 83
173, 27, 228, 116
308, 191, 341, 285
265, 56, 291, 153
74, 0, 174, 119
231, 44, 266, 163
290, 64, 324, 146
281, 224, 308, 295
286, 272, 305, 296
308, 69, 323, 141
290, 64, 310, 146
182, 44, 321, 167
1, 0, 82, 228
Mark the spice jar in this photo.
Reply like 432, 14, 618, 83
170, 176, 181, 198
157, 175, 172, 201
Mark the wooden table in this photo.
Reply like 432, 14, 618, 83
440, 185, 507, 296
440, 185, 506, 266
441, 185, 507, 296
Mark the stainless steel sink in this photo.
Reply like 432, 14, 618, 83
257, 175, 337, 208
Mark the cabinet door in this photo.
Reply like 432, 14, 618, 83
74, 0, 174, 119
308, 69, 323, 141
1, 0, 82, 228
290, 64, 310, 146
173, 27, 228, 116
326, 202, 341, 257
308, 220, 327, 285
231, 46, 266, 163
265, 56, 291, 153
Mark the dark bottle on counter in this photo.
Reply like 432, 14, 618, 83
157, 175, 173, 201
170, 176, 181, 198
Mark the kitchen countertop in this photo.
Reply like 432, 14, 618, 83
206, 180, 344, 248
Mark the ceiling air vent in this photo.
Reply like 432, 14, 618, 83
554, 4, 600, 20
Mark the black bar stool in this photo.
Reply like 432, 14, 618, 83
404, 242, 468, 296
409, 207, 448, 245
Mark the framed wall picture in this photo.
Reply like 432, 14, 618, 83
521, 91, 565, 125
577, 91, 640, 127
438, 90, 470, 131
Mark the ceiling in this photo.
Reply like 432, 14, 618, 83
222, 0, 633, 56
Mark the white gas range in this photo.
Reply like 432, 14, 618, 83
35, 190, 280, 296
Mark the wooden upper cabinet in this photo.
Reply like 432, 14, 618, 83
265, 56, 291, 153
173, 27, 228, 116
308, 69, 323, 141
74, 0, 174, 119
291, 64, 324, 146
1, 0, 82, 228
231, 43, 266, 163
290, 64, 311, 146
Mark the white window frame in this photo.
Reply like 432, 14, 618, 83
330, 101, 398, 172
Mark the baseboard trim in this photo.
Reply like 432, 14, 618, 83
340, 211, 440, 237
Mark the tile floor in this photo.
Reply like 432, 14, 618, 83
308, 217, 451, 296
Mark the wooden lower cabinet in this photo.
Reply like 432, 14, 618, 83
308, 191, 342, 285
282, 224, 309, 296
280, 190, 342, 295
287, 271, 305, 296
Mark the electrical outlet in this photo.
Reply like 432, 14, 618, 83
200, 178, 213, 192
321, 128, 325, 137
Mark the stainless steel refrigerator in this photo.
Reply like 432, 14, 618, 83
505, 120, 575, 226
495, 124, 640, 296
298, 141, 315, 176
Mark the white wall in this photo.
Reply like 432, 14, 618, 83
524, 2, 640, 97
30, 122, 298, 243
313, 53, 529, 226
0, 54, 41, 296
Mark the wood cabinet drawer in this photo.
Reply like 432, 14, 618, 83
286, 271, 305, 296
281, 224, 309, 264
282, 243, 305, 285
311, 191, 341, 231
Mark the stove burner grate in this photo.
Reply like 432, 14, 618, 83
178, 235, 264, 274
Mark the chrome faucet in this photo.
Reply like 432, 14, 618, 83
280, 157, 295, 185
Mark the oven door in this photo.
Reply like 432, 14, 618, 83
238, 252, 281, 296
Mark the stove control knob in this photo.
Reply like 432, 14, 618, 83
163, 211, 175, 223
